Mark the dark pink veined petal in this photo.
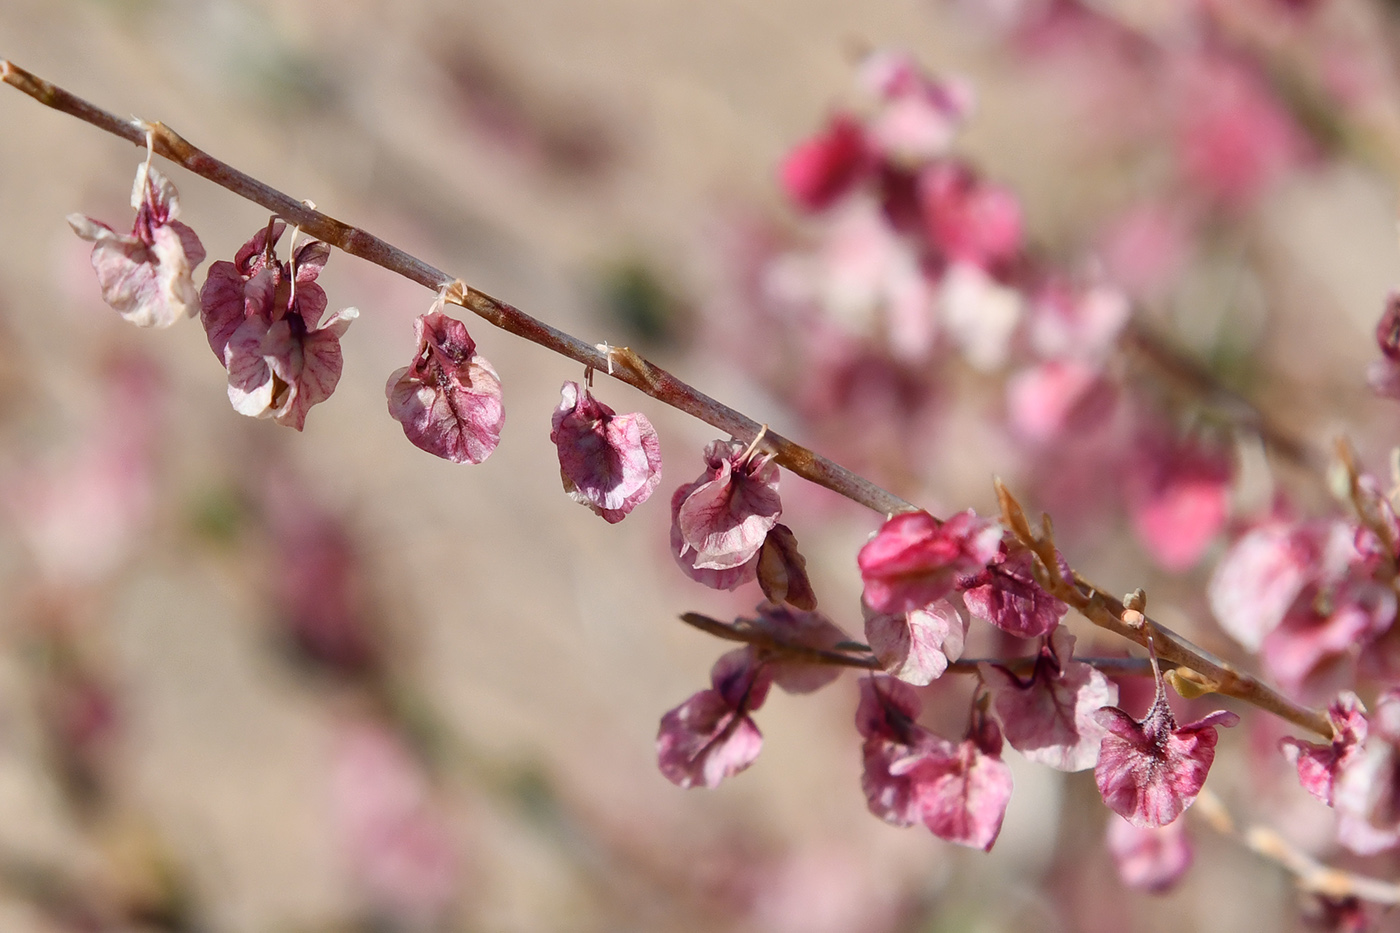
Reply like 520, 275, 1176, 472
201, 263, 272, 362
959, 546, 1067, 639
656, 648, 772, 789
669, 481, 759, 590
674, 440, 782, 572
858, 510, 1002, 616
778, 112, 872, 212
550, 381, 662, 523
979, 627, 1117, 772
1093, 689, 1239, 828
387, 311, 504, 464
1280, 691, 1367, 808
227, 304, 357, 431
863, 599, 966, 685
1107, 816, 1192, 893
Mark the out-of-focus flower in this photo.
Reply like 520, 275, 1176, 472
779, 113, 873, 212
918, 162, 1023, 271
858, 50, 974, 163
1334, 690, 1400, 853
331, 721, 460, 925
658, 648, 773, 788
938, 262, 1025, 371
670, 439, 782, 588
980, 627, 1117, 771
1006, 360, 1116, 444
201, 222, 357, 430
550, 381, 661, 522
1126, 432, 1234, 571
858, 509, 1002, 616
1106, 815, 1192, 893
387, 308, 504, 463
68, 161, 206, 328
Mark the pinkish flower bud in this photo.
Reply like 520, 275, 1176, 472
1093, 672, 1238, 828
657, 648, 772, 788
68, 162, 206, 328
670, 439, 782, 588
550, 381, 661, 522
918, 161, 1023, 270
387, 309, 504, 463
980, 627, 1118, 771
858, 509, 1002, 616
779, 114, 872, 212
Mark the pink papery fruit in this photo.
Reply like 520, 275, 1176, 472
1093, 671, 1239, 828
68, 161, 206, 328
200, 222, 357, 430
387, 309, 504, 463
670, 439, 782, 589
980, 627, 1118, 772
857, 677, 1013, 850
862, 598, 966, 686
657, 648, 773, 788
958, 545, 1069, 639
1281, 691, 1367, 808
1334, 690, 1400, 854
550, 381, 661, 522
858, 509, 1002, 616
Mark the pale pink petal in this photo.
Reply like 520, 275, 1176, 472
863, 599, 966, 685
675, 441, 782, 571
387, 312, 504, 464
959, 547, 1067, 639
858, 509, 1002, 616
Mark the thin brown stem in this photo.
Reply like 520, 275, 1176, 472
4, 59, 1331, 738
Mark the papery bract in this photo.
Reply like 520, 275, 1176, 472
756, 523, 818, 610
671, 440, 782, 585
858, 509, 1002, 616
657, 648, 772, 789
1106, 816, 1192, 893
1334, 690, 1400, 852
387, 310, 504, 463
980, 627, 1117, 771
1094, 680, 1239, 828
959, 546, 1068, 639
856, 679, 1013, 850
68, 162, 206, 328
863, 598, 966, 686
550, 381, 661, 522
1280, 691, 1367, 807
748, 603, 850, 694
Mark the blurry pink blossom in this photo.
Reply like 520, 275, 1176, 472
918, 162, 1023, 270
858, 509, 1003, 616
1106, 816, 1192, 893
1097, 203, 1191, 301
863, 598, 967, 685
1026, 278, 1130, 361
670, 439, 782, 588
68, 161, 206, 328
1332, 691, 1400, 853
550, 381, 661, 522
938, 262, 1024, 371
1126, 433, 1234, 571
858, 51, 974, 162
1173, 53, 1310, 210
980, 627, 1117, 771
779, 113, 872, 212
387, 309, 504, 463
1006, 360, 1115, 444
658, 648, 772, 788
331, 721, 459, 924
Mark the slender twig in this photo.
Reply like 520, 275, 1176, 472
1194, 790, 1400, 907
0, 59, 912, 518
2, 60, 1332, 738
